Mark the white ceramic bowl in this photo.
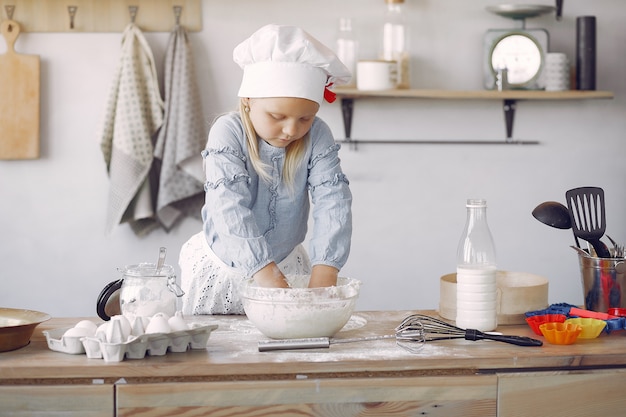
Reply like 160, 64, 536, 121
240, 275, 361, 339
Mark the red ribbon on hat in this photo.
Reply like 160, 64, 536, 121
324, 83, 336, 103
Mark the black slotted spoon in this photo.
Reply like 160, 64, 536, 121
565, 187, 611, 258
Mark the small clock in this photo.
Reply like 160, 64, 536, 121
483, 28, 548, 90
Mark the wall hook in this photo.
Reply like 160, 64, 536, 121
173, 5, 182, 26
4, 5, 15, 20
555, 0, 563, 21
68, 6, 78, 30
129, 5, 138, 23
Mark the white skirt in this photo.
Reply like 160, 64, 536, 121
178, 232, 311, 315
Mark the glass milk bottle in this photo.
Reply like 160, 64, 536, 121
382, 0, 410, 88
456, 199, 497, 331
336, 17, 358, 87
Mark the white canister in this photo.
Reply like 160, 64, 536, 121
356, 60, 397, 90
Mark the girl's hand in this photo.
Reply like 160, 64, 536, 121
309, 264, 338, 288
253, 263, 289, 288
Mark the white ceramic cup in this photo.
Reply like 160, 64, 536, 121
357, 60, 397, 90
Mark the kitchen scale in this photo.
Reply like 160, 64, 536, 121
483, 4, 556, 90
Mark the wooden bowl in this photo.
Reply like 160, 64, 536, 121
0, 307, 50, 352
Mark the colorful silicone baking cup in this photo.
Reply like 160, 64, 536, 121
539, 322, 582, 345
525, 314, 567, 336
565, 317, 607, 339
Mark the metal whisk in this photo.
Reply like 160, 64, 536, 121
396, 314, 542, 347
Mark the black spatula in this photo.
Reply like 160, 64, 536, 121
565, 187, 611, 258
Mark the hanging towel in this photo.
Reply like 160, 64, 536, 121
153, 24, 206, 230
98, 23, 164, 235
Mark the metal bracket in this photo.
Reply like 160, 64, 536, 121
503, 99, 516, 141
339, 97, 533, 145
340, 98, 354, 140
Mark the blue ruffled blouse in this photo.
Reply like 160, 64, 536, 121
201, 112, 352, 278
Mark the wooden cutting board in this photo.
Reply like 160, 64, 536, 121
0, 19, 40, 159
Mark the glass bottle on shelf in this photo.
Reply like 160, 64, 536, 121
456, 199, 497, 332
336, 17, 358, 87
382, 0, 410, 88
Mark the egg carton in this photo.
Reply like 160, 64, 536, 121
44, 323, 218, 362
43, 327, 87, 354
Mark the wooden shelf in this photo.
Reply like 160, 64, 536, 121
334, 88, 614, 101
333, 88, 615, 144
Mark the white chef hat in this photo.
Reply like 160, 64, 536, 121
233, 24, 352, 104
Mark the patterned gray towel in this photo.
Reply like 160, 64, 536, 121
153, 24, 206, 230
98, 23, 164, 235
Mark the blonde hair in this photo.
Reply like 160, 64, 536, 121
239, 99, 309, 192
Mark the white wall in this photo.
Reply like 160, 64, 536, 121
1, 0, 625, 317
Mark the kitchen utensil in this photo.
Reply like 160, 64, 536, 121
606, 235, 618, 250
525, 314, 567, 336
606, 235, 625, 258
399, 314, 542, 347
259, 311, 542, 352
576, 248, 626, 312
568, 306, 619, 320
259, 312, 428, 352
0, 308, 50, 352
258, 328, 426, 352
565, 187, 611, 258
570, 245, 591, 257
486, 4, 556, 20
0, 18, 40, 159
564, 317, 606, 339
539, 322, 582, 345
155, 247, 166, 274
532, 201, 580, 247
607, 308, 626, 317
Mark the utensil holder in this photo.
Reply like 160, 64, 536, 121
578, 253, 626, 313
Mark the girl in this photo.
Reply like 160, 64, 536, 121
179, 24, 353, 314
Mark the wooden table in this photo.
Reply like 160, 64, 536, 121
2, 310, 626, 416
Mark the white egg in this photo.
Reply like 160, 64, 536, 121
153, 312, 170, 320
105, 318, 126, 343
110, 315, 132, 340
128, 315, 149, 336
74, 320, 98, 336
63, 327, 92, 338
145, 314, 171, 334
95, 322, 110, 341
168, 311, 188, 332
